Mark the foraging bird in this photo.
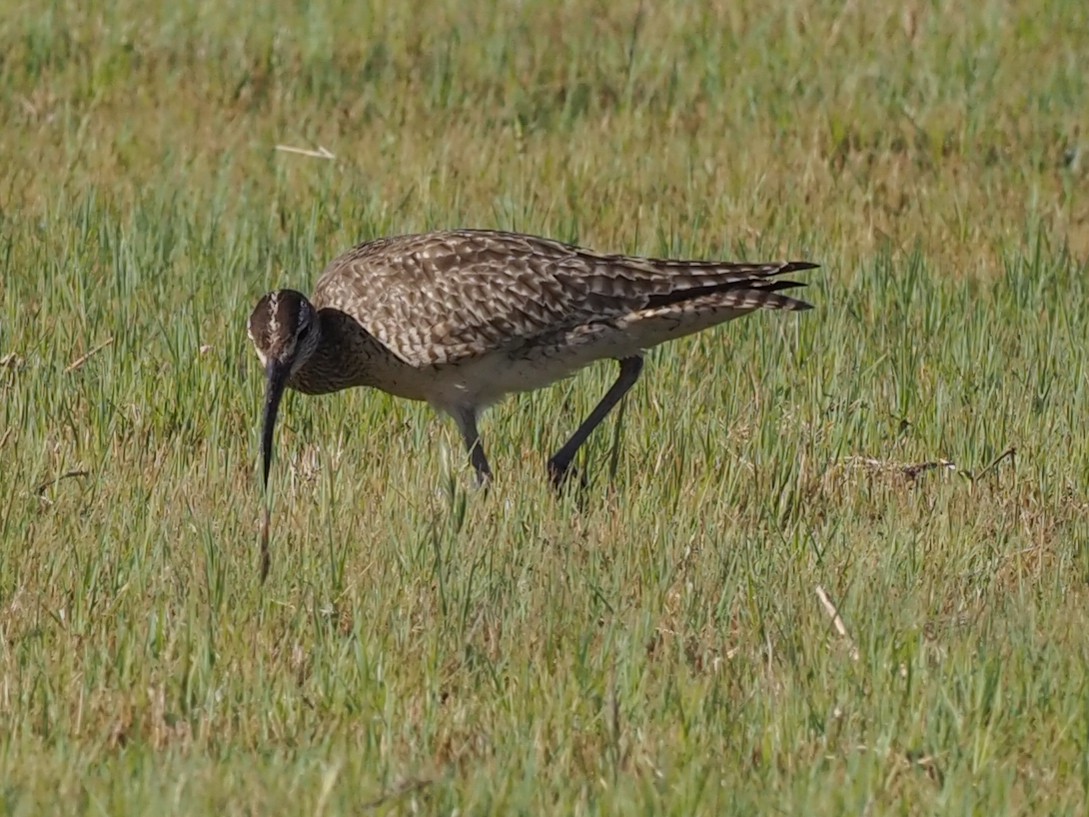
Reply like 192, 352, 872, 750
249, 229, 816, 576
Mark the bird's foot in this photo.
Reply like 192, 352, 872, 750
547, 458, 589, 495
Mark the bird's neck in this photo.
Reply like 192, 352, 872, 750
287, 309, 400, 396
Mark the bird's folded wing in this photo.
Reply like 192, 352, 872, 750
311, 229, 814, 368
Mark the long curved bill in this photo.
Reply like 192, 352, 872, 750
259, 359, 290, 583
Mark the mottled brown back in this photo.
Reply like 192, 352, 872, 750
311, 230, 816, 367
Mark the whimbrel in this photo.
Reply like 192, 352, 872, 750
249, 229, 816, 576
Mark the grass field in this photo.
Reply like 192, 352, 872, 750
3, 0, 1089, 813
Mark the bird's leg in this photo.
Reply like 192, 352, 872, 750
452, 406, 493, 486
548, 356, 644, 490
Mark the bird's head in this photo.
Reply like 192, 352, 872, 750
248, 290, 321, 445
247, 289, 321, 381
247, 290, 322, 571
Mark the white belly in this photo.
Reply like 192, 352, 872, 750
395, 307, 750, 416
423, 346, 605, 413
